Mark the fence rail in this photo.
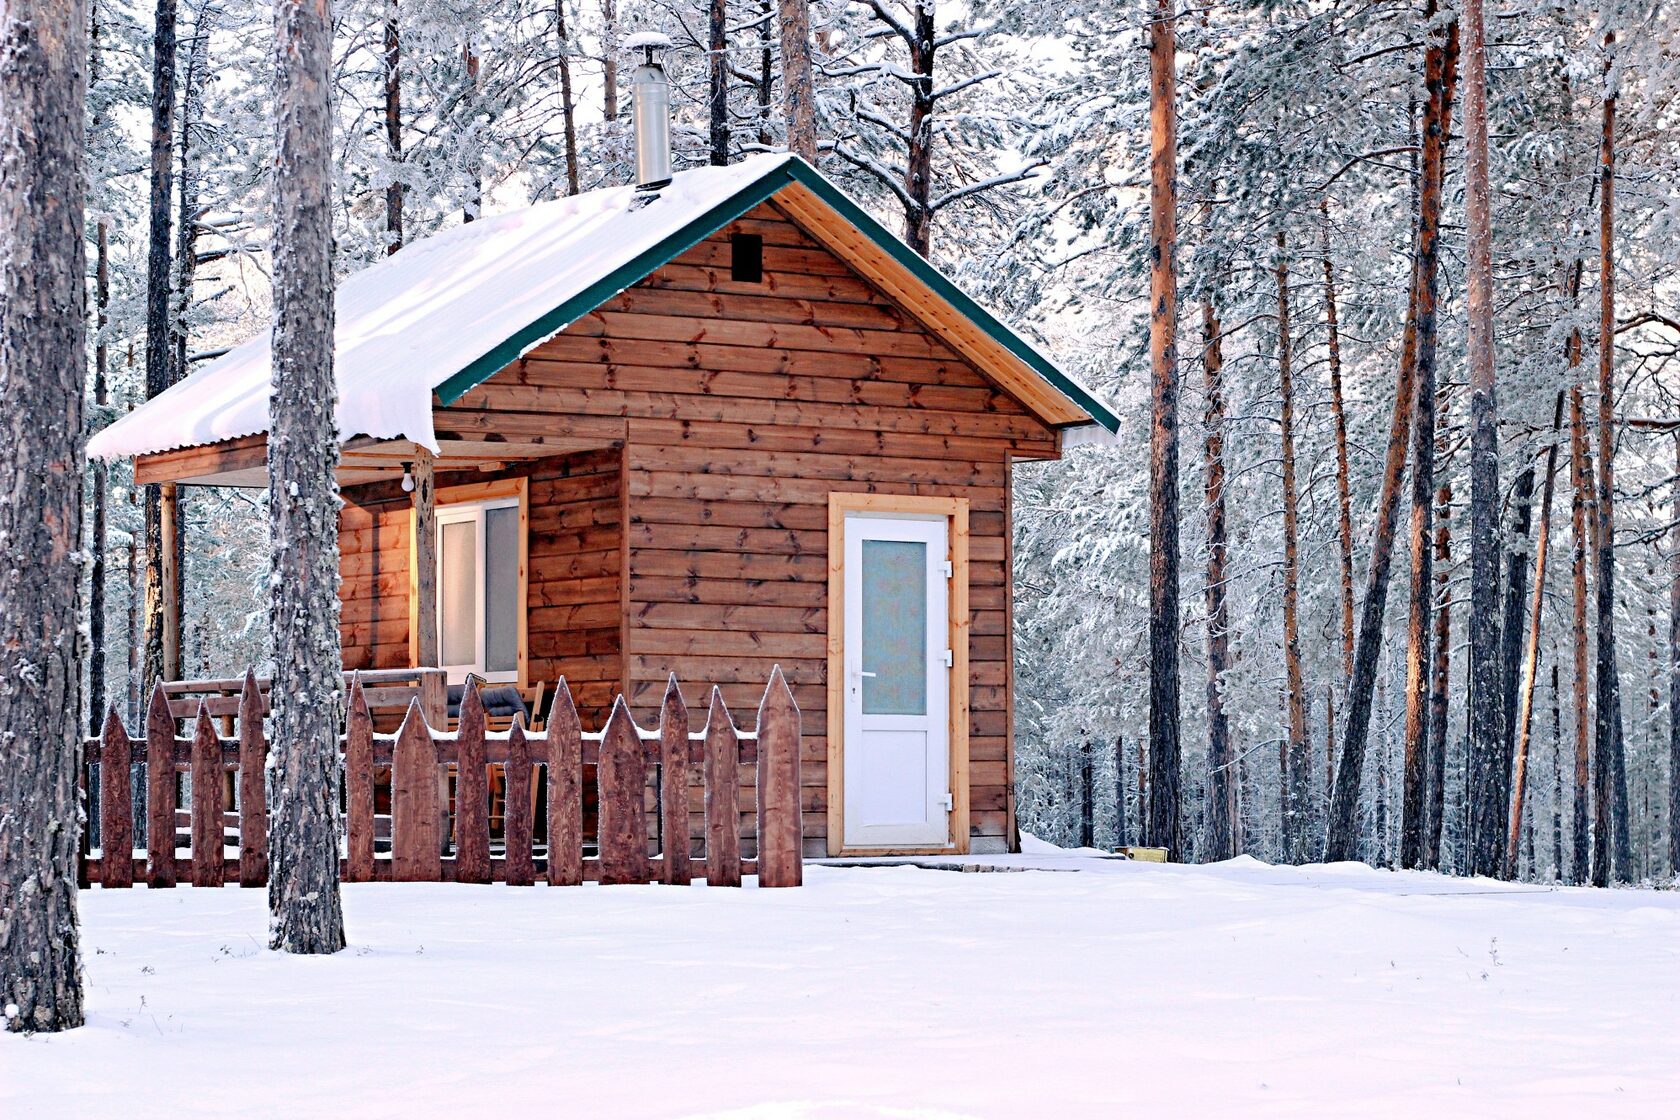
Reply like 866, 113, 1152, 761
82, 667, 802, 890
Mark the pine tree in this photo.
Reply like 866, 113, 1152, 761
1, 0, 91, 1034
267, 0, 347, 955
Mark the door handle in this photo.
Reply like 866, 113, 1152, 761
857, 670, 877, 678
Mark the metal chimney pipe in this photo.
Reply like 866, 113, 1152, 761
627, 32, 673, 191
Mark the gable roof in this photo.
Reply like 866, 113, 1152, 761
88, 153, 1117, 462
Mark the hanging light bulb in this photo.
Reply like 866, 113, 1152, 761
401, 462, 415, 493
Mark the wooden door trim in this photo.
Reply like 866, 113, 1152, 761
408, 475, 530, 687
826, 491, 970, 857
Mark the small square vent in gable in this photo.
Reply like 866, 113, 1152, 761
730, 233, 763, 283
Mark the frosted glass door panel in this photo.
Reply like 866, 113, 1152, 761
860, 539, 927, 715
439, 518, 477, 667
484, 505, 519, 674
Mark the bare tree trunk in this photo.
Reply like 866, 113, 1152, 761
1327, 23, 1457, 863
902, 2, 936, 256
1144, 0, 1182, 858
601, 0, 617, 120
708, 0, 729, 165
1463, 0, 1505, 879
384, 0, 403, 249
1113, 733, 1128, 848
1400, 16, 1455, 868
1321, 202, 1355, 688
777, 0, 817, 161
0, 0, 90, 1032
461, 43, 481, 222
1277, 233, 1309, 863
1424, 381, 1455, 869
1552, 661, 1564, 879
268, 0, 346, 956
143, 0, 178, 692
1592, 42, 1627, 886
90, 217, 110, 736
1201, 300, 1237, 861
555, 1, 579, 194
1568, 386, 1592, 883
1079, 743, 1095, 849
1672, 434, 1680, 879
172, 3, 211, 384
756, 0, 774, 147
1505, 394, 1565, 878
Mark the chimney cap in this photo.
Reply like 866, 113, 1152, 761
623, 31, 673, 59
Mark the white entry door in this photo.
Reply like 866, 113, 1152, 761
842, 513, 951, 848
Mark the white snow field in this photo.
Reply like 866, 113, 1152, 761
5, 853, 1679, 1118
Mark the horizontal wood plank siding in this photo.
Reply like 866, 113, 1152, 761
427, 203, 1056, 854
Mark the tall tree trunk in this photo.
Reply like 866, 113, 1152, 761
268, 0, 346, 956
1592, 41, 1627, 886
1144, 0, 1182, 858
1276, 233, 1309, 863
90, 218, 110, 736
902, 2, 936, 256
756, 0, 774, 147
1321, 201, 1355, 688
172, 3, 211, 384
1326, 21, 1457, 863
1671, 434, 1680, 880
555, 0, 579, 194
1424, 380, 1455, 869
1463, 0, 1505, 879
1079, 743, 1095, 849
461, 43, 481, 222
777, 0, 817, 161
143, 0, 179, 691
708, 0, 729, 165
1505, 394, 1565, 878
0, 0, 90, 1032
1568, 386, 1592, 883
1498, 454, 1538, 837
384, 0, 403, 249
1201, 300, 1237, 861
601, 0, 618, 121
1552, 661, 1564, 879
1400, 16, 1455, 869
1113, 733, 1128, 848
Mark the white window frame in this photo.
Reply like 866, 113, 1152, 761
412, 476, 529, 686
433, 500, 517, 691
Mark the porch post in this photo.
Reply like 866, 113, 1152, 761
411, 448, 438, 668
160, 481, 180, 681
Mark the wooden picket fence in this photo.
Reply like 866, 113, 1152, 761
82, 667, 802, 889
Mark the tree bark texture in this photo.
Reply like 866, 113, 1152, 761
902, 2, 936, 256
1671, 435, 1680, 878
1463, 0, 1505, 879
555, 0, 580, 194
1504, 395, 1565, 879
1201, 300, 1237, 861
1400, 17, 1454, 869
708, 0, 729, 165
142, 0, 178, 693
1326, 21, 1457, 863
777, 0, 817, 161
0, 0, 90, 1033
267, 0, 346, 955
1569, 385, 1592, 884
601, 0, 617, 120
1592, 45, 1628, 886
1321, 202, 1355, 687
384, 0, 402, 250
172, 4, 211, 385
1144, 0, 1182, 858
1276, 234, 1309, 863
90, 217, 110, 736
1423, 383, 1454, 868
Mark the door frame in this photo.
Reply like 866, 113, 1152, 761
826, 492, 969, 856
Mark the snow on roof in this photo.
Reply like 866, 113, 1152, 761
90, 152, 1115, 462
90, 154, 805, 460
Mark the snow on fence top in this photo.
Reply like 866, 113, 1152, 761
88, 154, 808, 461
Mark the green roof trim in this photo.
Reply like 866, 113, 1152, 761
433, 158, 1121, 434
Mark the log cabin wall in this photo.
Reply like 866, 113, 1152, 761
438, 201, 1061, 856
338, 447, 626, 725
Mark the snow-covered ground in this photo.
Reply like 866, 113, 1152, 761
5, 854, 1679, 1118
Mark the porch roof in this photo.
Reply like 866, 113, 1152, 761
87, 153, 1118, 467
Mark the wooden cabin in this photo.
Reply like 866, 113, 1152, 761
89, 154, 1119, 857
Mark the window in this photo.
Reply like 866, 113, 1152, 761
730, 233, 763, 283
418, 481, 527, 685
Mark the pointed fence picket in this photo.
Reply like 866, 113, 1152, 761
81, 667, 802, 889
